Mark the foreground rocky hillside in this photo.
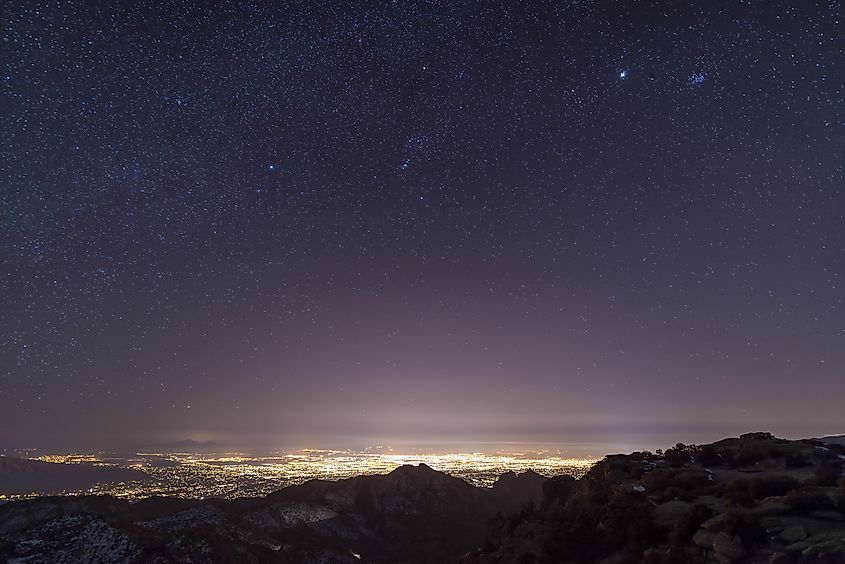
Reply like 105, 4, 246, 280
0, 464, 545, 563
466, 433, 845, 564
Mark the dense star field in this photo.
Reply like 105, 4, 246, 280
1, 1, 842, 450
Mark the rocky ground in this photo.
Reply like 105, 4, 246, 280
465, 433, 845, 564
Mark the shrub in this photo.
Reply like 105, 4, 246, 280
827, 443, 845, 456
503, 500, 537, 535
720, 476, 802, 506
538, 489, 664, 563
751, 475, 802, 498
720, 479, 755, 506
664, 443, 697, 468
734, 448, 765, 467
708, 511, 767, 549
785, 452, 811, 469
815, 459, 844, 487
541, 475, 577, 515
675, 503, 714, 543
696, 446, 721, 467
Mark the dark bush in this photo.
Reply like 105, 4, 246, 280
708, 511, 767, 549
720, 479, 755, 506
503, 500, 537, 536
644, 469, 713, 501
696, 446, 721, 467
541, 475, 577, 515
675, 503, 714, 543
836, 479, 845, 512
815, 459, 844, 487
538, 489, 665, 563
720, 475, 801, 506
734, 448, 765, 467
676, 471, 714, 491
785, 452, 811, 469
827, 443, 845, 456
751, 475, 802, 498
664, 443, 697, 468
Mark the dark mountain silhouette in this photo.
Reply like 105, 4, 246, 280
0, 456, 148, 496
0, 464, 545, 563
156, 439, 223, 450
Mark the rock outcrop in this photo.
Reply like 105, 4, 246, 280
466, 433, 845, 564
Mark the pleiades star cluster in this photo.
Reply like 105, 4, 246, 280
1, 1, 842, 448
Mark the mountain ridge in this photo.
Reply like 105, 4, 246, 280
0, 463, 545, 563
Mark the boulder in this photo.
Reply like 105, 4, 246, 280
808, 509, 844, 521
693, 528, 716, 548
701, 512, 732, 530
750, 499, 790, 517
802, 538, 845, 558
712, 532, 746, 559
760, 516, 787, 533
779, 525, 807, 543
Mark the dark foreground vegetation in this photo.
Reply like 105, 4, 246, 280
466, 432, 845, 563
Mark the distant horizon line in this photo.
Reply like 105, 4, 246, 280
3, 430, 843, 457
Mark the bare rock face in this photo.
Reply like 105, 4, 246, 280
693, 528, 716, 548
712, 532, 746, 560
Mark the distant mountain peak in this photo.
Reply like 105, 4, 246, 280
158, 439, 220, 449
388, 462, 436, 474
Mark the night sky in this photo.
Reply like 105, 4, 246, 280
2, 1, 843, 453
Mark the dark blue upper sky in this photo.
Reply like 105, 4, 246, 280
1, 0, 843, 451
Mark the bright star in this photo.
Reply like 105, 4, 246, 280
619, 70, 628, 80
